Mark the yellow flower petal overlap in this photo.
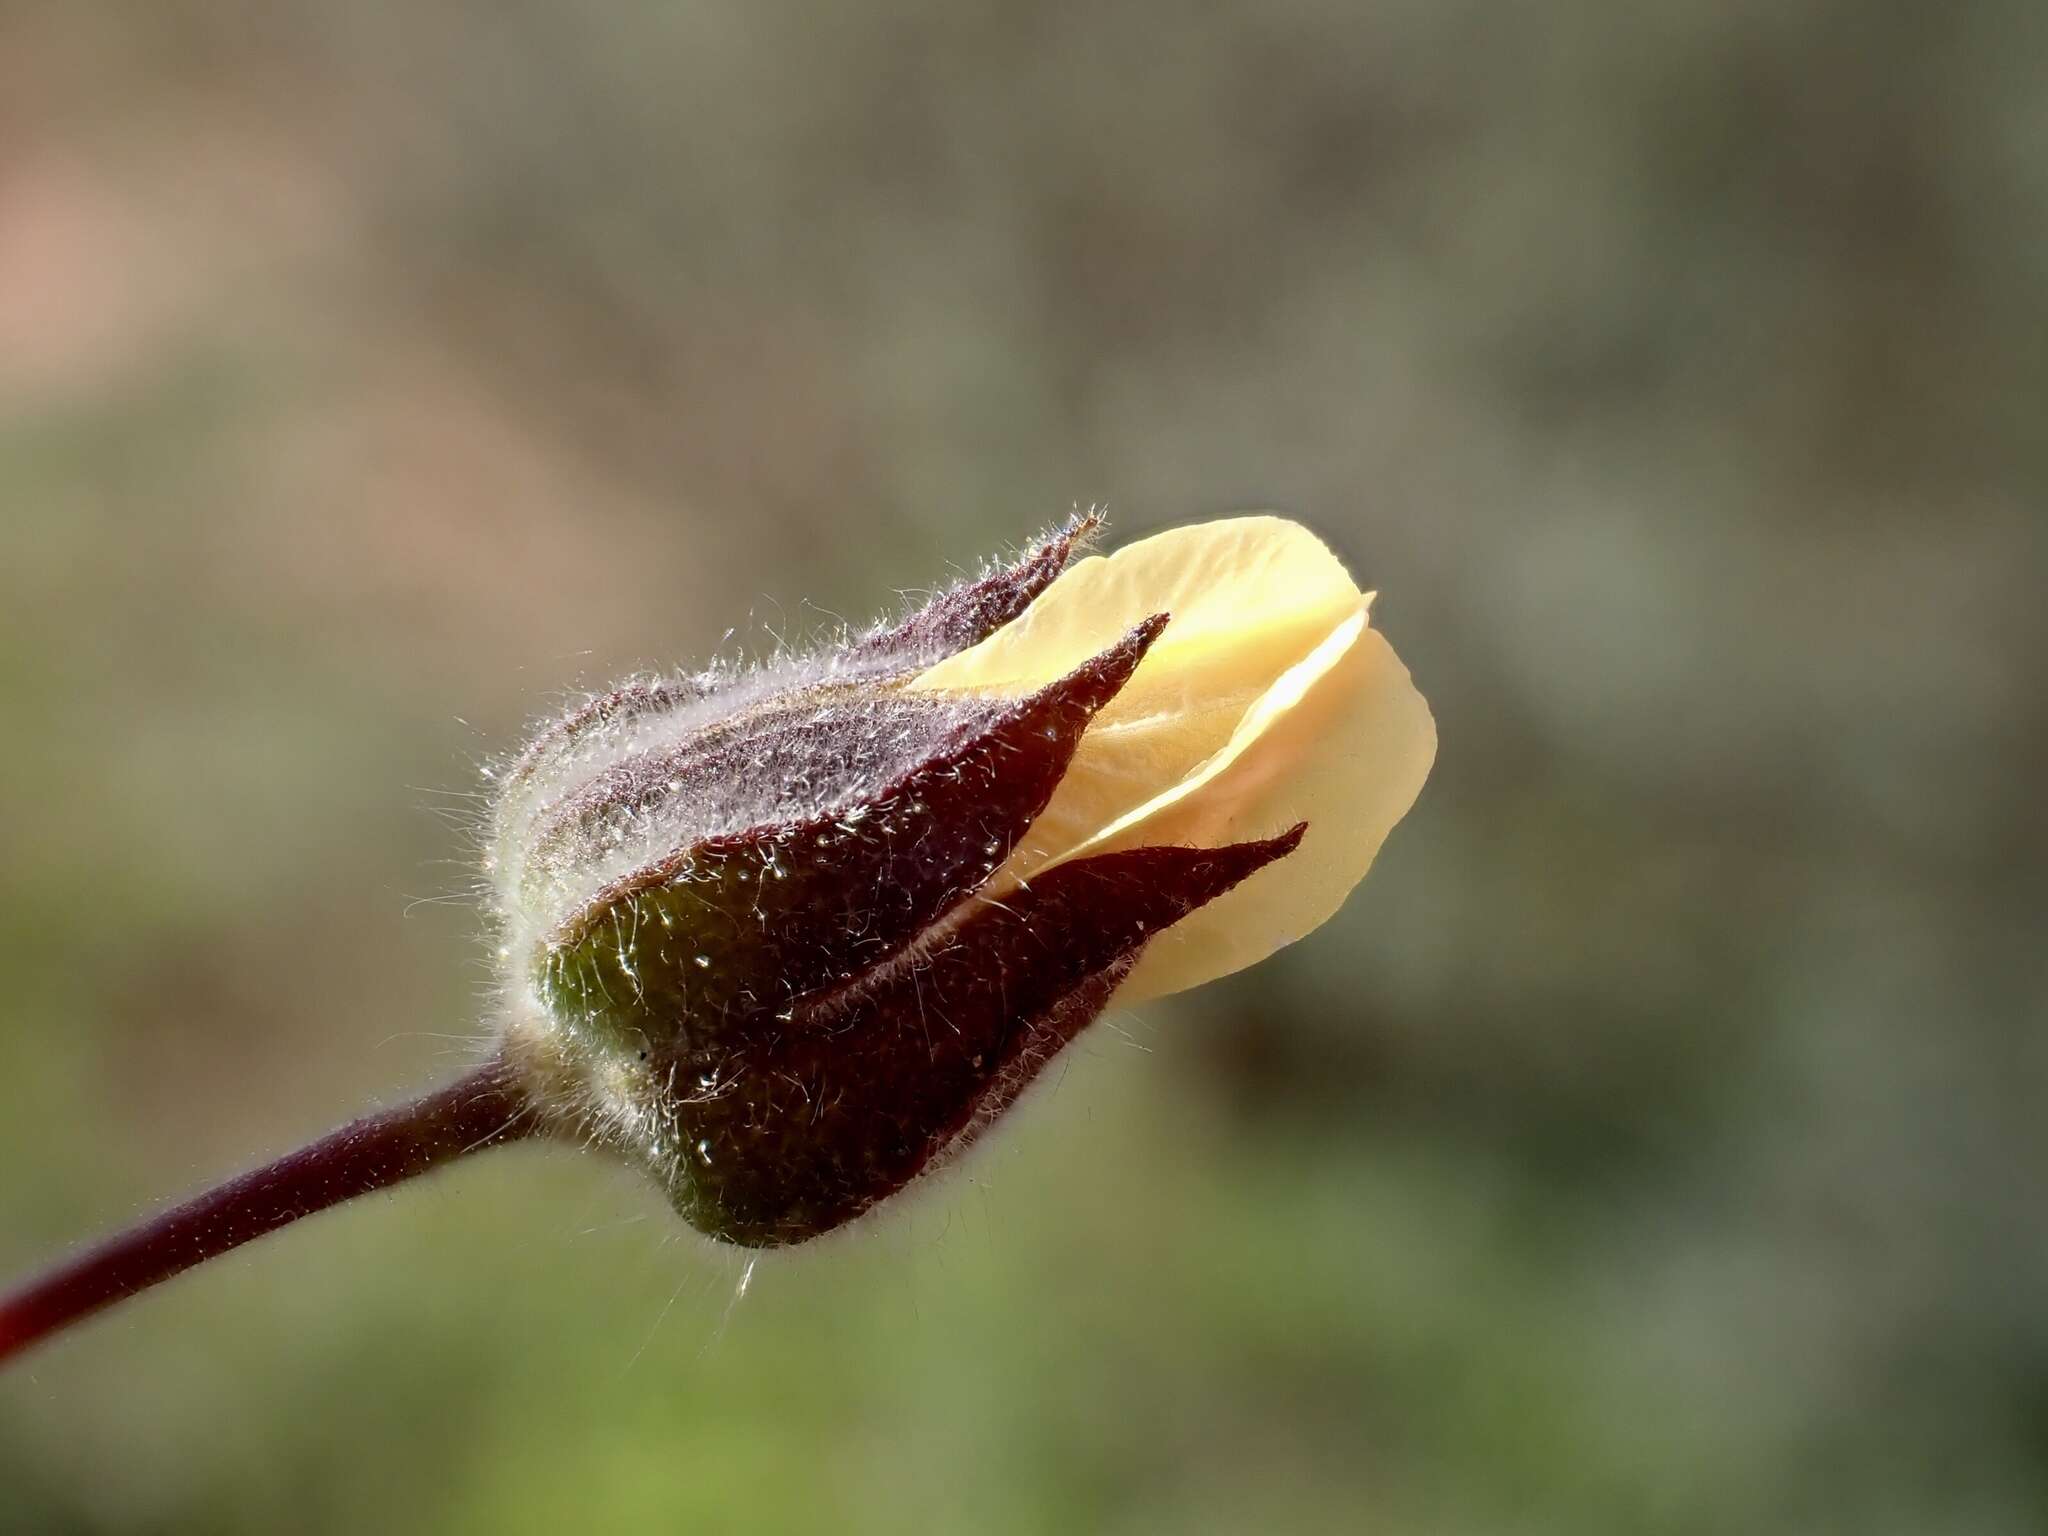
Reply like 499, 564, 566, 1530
912, 515, 1435, 999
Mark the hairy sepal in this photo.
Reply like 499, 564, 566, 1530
845, 511, 1100, 670
492, 518, 1105, 939
633, 826, 1304, 1246
535, 616, 1168, 1053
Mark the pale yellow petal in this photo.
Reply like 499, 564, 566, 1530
911, 514, 1362, 697
1054, 604, 1369, 862
912, 516, 1365, 875
1114, 621, 1436, 1000
912, 513, 1435, 1002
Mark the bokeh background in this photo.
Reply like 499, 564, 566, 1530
3, 3, 2044, 1532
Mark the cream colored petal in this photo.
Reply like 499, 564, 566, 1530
913, 514, 1435, 1002
912, 516, 1365, 875
910, 515, 1362, 696
1054, 605, 1369, 862
1112, 620, 1436, 1001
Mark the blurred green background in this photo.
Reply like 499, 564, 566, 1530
3, 3, 2044, 1532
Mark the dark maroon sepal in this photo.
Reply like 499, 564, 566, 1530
539, 615, 1170, 1053
501, 676, 711, 795
846, 512, 1100, 669
666, 824, 1305, 1245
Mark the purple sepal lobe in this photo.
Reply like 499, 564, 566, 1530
539, 617, 1169, 1052
665, 824, 1305, 1245
846, 512, 1100, 670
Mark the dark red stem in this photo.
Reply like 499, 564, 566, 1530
0, 1059, 536, 1366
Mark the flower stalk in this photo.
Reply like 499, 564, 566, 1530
0, 1060, 532, 1365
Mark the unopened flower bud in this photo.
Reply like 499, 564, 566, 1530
0, 514, 1436, 1362
489, 515, 1435, 1246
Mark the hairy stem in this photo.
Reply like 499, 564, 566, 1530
0, 1058, 536, 1366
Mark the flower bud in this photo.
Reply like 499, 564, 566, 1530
489, 516, 1433, 1246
